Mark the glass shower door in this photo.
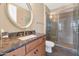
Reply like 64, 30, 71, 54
72, 18, 79, 55
57, 11, 74, 49
72, 4, 79, 55
46, 13, 57, 42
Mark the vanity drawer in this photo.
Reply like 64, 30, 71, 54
26, 43, 45, 56
5, 46, 25, 56
26, 37, 44, 53
26, 48, 39, 56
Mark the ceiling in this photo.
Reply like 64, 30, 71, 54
13, 3, 71, 11
45, 3, 71, 11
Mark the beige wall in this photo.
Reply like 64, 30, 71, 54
31, 4, 45, 34
0, 3, 45, 34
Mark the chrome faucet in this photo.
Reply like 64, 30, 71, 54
24, 29, 26, 36
0, 32, 2, 48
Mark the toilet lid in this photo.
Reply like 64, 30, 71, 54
46, 40, 55, 47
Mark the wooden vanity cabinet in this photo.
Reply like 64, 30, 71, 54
26, 37, 45, 56
26, 43, 45, 56
5, 46, 25, 56
5, 36, 46, 56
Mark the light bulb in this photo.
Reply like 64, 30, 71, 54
49, 15, 52, 19
0, 29, 4, 33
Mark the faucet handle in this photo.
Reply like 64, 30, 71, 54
19, 33, 23, 37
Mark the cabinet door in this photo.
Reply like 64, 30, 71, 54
26, 37, 44, 53
5, 46, 25, 56
27, 41, 45, 56
26, 42, 45, 56
38, 43, 45, 56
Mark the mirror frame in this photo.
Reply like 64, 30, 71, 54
6, 3, 33, 29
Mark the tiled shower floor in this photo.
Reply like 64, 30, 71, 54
46, 46, 75, 56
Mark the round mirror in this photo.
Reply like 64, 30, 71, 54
6, 3, 33, 29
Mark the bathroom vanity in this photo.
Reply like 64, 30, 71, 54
0, 31, 46, 56
0, 4, 46, 56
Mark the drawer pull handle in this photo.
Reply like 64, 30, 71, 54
36, 49, 38, 52
34, 51, 36, 54
13, 54, 16, 56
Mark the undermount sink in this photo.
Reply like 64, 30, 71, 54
18, 34, 37, 41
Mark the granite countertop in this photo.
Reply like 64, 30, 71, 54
0, 33, 45, 56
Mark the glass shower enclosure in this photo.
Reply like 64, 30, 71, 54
46, 12, 57, 43
57, 4, 79, 56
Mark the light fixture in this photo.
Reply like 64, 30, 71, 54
49, 13, 58, 22
49, 15, 52, 19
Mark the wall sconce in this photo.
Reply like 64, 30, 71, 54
49, 13, 58, 22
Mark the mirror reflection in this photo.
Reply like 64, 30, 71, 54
7, 3, 32, 29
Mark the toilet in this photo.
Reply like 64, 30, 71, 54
45, 40, 55, 53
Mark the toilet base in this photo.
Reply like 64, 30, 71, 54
46, 46, 53, 53
46, 52, 53, 56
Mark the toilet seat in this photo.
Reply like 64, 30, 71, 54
46, 40, 55, 47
